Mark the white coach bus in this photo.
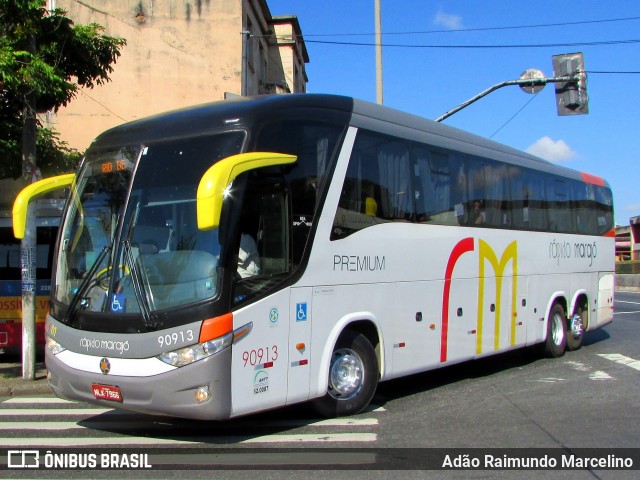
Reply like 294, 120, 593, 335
13, 94, 614, 419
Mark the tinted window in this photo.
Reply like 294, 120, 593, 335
332, 131, 412, 239
255, 120, 345, 265
331, 128, 612, 239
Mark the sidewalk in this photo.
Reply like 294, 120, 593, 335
0, 354, 51, 397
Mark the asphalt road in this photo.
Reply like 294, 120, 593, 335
0, 290, 638, 479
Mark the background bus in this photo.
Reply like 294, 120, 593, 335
23, 94, 614, 419
0, 198, 64, 353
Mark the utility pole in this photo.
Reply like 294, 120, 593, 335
21, 34, 38, 381
374, 0, 383, 104
241, 29, 250, 96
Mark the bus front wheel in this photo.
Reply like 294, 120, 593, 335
543, 304, 567, 358
314, 331, 378, 418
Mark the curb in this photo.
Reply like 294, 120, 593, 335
0, 382, 52, 397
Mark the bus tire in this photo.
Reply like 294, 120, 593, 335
566, 302, 586, 351
543, 304, 567, 358
313, 331, 378, 418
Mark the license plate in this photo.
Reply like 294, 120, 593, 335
91, 384, 123, 402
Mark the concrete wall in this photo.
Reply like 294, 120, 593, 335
616, 274, 640, 291
47, 0, 307, 150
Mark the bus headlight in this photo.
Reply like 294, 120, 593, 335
46, 336, 66, 355
157, 332, 233, 367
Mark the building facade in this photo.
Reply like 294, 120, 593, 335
46, 0, 308, 150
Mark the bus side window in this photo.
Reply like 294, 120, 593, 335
414, 147, 456, 225
331, 131, 412, 239
255, 120, 345, 264
575, 182, 596, 234
594, 185, 613, 235
0, 227, 20, 280
482, 162, 511, 227
546, 179, 575, 233
510, 168, 547, 231
466, 161, 487, 226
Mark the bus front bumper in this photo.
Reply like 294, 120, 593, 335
46, 347, 232, 420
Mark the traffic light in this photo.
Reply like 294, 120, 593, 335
552, 52, 588, 116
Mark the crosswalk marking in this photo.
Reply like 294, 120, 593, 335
0, 418, 378, 430
598, 353, 640, 371
0, 433, 378, 447
0, 408, 115, 416
3, 397, 76, 405
0, 396, 382, 447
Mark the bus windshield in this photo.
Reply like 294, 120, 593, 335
54, 132, 245, 317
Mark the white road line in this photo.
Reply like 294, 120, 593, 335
0, 408, 115, 416
613, 311, 640, 315
0, 433, 377, 447
367, 405, 386, 412
598, 353, 640, 371
614, 300, 640, 305
0, 437, 206, 447
530, 377, 565, 383
0, 418, 378, 430
2, 397, 76, 405
589, 371, 614, 380
297, 418, 379, 427
241, 433, 377, 443
0, 422, 93, 430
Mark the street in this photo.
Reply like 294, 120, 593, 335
1, 290, 639, 479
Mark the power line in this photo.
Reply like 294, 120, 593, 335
489, 94, 540, 139
297, 15, 640, 38
78, 90, 128, 122
303, 38, 640, 49
588, 70, 640, 74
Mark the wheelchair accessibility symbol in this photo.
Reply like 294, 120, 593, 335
110, 293, 125, 313
296, 303, 308, 322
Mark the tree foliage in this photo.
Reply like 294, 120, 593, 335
0, 122, 81, 178
0, 0, 126, 179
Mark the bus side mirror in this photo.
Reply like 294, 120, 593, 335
196, 152, 296, 231
12, 173, 75, 239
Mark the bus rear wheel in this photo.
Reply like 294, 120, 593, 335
314, 331, 378, 418
566, 303, 587, 351
543, 304, 567, 358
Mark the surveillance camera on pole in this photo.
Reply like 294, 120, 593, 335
552, 52, 588, 116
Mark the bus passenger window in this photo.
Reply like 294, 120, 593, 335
331, 131, 412, 239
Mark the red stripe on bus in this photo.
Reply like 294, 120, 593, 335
441, 237, 475, 363
581, 172, 605, 186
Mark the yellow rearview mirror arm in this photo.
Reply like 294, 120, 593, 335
196, 152, 297, 230
12, 173, 75, 239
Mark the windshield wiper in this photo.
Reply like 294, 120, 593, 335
66, 245, 111, 322
122, 239, 153, 325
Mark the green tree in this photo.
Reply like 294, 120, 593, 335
0, 0, 125, 180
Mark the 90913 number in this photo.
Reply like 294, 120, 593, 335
242, 346, 278, 367
157, 329, 194, 349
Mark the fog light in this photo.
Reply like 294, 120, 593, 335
194, 386, 210, 403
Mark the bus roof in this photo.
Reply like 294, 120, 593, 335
89, 94, 607, 188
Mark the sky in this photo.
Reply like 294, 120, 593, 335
268, 0, 640, 226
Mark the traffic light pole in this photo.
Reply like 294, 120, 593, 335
434, 75, 574, 123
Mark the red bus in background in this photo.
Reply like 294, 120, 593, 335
0, 199, 64, 353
